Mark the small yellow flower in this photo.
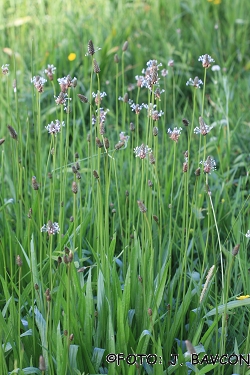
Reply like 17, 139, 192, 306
236, 295, 250, 300
68, 53, 76, 61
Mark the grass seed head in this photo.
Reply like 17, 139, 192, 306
93, 59, 100, 73
130, 122, 135, 132
39, 355, 46, 371
68, 250, 73, 262
45, 288, 51, 301
104, 137, 109, 149
77, 94, 88, 103
149, 152, 155, 164
153, 126, 158, 136
182, 118, 190, 126
88, 40, 95, 55
96, 137, 103, 148
115, 141, 125, 150
32, 176, 39, 190
153, 215, 159, 223
16, 255, 23, 267
27, 208, 32, 218
100, 122, 105, 135
122, 41, 128, 51
183, 162, 188, 172
148, 308, 152, 316
123, 92, 129, 103
195, 167, 201, 176
72, 181, 78, 194
185, 340, 196, 355
7, 125, 18, 140
93, 170, 99, 179
232, 244, 240, 256
63, 255, 69, 264
137, 200, 147, 213
114, 54, 119, 63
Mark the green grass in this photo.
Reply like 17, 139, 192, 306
1, 0, 250, 374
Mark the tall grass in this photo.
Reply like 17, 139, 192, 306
1, 0, 250, 374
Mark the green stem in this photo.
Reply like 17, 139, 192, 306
201, 68, 207, 117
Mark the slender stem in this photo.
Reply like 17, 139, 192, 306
172, 68, 176, 124
18, 266, 22, 367
115, 62, 119, 134
207, 182, 224, 297
201, 68, 207, 117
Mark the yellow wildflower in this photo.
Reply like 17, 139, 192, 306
236, 295, 250, 300
68, 53, 76, 61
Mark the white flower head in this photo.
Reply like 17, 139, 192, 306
200, 156, 216, 174
41, 221, 60, 235
198, 54, 215, 68
194, 117, 213, 136
168, 127, 182, 142
119, 132, 130, 143
211, 65, 220, 72
45, 120, 65, 136
245, 230, 250, 238
44, 64, 56, 80
2, 64, 10, 75
161, 69, 168, 77
186, 77, 203, 88
130, 102, 144, 114
134, 144, 152, 159
31, 76, 47, 92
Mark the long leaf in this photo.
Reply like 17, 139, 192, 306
204, 298, 250, 317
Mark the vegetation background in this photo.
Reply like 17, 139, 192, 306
0, 0, 250, 374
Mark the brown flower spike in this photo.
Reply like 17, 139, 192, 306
93, 59, 100, 74
7, 125, 18, 140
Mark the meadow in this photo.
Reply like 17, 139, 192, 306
0, 0, 250, 374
